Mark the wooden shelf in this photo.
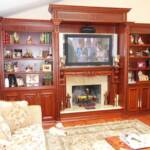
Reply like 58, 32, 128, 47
4, 58, 53, 61
129, 44, 150, 47
128, 67, 150, 71
128, 81, 150, 85
2, 85, 55, 91
4, 43, 50, 47
4, 71, 51, 75
129, 56, 150, 59
60, 66, 118, 76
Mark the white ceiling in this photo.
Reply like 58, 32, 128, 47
0, 0, 61, 17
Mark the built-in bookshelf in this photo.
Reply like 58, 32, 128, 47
3, 31, 53, 88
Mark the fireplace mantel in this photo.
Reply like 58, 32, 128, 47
60, 66, 119, 76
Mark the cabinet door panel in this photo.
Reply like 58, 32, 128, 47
3, 92, 19, 101
20, 92, 38, 105
140, 87, 150, 110
128, 87, 139, 111
39, 91, 55, 121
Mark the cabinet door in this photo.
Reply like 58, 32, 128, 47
3, 92, 19, 101
20, 91, 38, 105
128, 87, 139, 111
38, 90, 55, 121
140, 86, 150, 111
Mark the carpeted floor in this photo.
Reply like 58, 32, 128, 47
45, 119, 150, 150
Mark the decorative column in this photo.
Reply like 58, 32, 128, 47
52, 19, 62, 120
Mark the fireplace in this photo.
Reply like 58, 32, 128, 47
72, 85, 101, 109
60, 67, 121, 113
66, 75, 108, 107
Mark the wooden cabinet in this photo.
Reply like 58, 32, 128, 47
1, 89, 56, 121
128, 85, 150, 111
140, 86, 150, 110
39, 90, 55, 121
128, 24, 150, 84
127, 23, 150, 112
2, 91, 19, 101
127, 86, 139, 111
20, 91, 38, 105
1, 5, 150, 123
0, 19, 57, 123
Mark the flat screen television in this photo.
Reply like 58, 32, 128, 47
63, 33, 116, 66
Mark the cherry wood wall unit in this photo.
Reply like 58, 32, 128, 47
49, 4, 130, 121
1, 5, 150, 123
127, 23, 150, 112
0, 18, 57, 122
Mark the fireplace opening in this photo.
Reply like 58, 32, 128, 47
72, 85, 101, 109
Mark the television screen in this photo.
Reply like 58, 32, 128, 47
64, 34, 113, 66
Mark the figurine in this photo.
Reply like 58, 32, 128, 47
40, 33, 45, 44
104, 91, 108, 105
13, 62, 19, 72
60, 56, 66, 68
143, 48, 150, 56
113, 55, 120, 67
114, 94, 119, 107
13, 32, 19, 43
138, 36, 144, 45
27, 35, 32, 44
130, 35, 134, 44
128, 72, 135, 84
132, 33, 139, 44
129, 49, 134, 57
25, 65, 33, 72
66, 93, 71, 108
138, 71, 149, 81
5, 50, 12, 58
23, 50, 33, 58
5, 63, 14, 72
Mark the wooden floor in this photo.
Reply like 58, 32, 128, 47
62, 113, 150, 127
43, 112, 150, 128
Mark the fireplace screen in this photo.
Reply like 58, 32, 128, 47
72, 85, 101, 109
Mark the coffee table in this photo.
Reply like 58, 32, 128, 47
106, 136, 150, 150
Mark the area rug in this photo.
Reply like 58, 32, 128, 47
45, 119, 150, 150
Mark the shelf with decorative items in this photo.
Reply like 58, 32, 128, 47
128, 33, 150, 85
3, 31, 53, 88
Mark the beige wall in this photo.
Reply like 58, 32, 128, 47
8, 0, 150, 23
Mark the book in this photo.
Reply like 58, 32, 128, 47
120, 133, 150, 149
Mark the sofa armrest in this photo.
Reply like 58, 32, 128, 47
28, 105, 42, 124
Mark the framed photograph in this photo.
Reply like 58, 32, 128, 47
137, 61, 146, 68
26, 74, 39, 87
13, 49, 22, 58
42, 64, 52, 72
17, 77, 24, 87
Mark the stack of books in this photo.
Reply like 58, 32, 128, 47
120, 133, 150, 149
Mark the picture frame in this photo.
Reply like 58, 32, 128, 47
13, 49, 22, 58
26, 74, 39, 87
17, 77, 24, 87
42, 64, 52, 72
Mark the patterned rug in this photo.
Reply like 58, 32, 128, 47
45, 119, 150, 150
